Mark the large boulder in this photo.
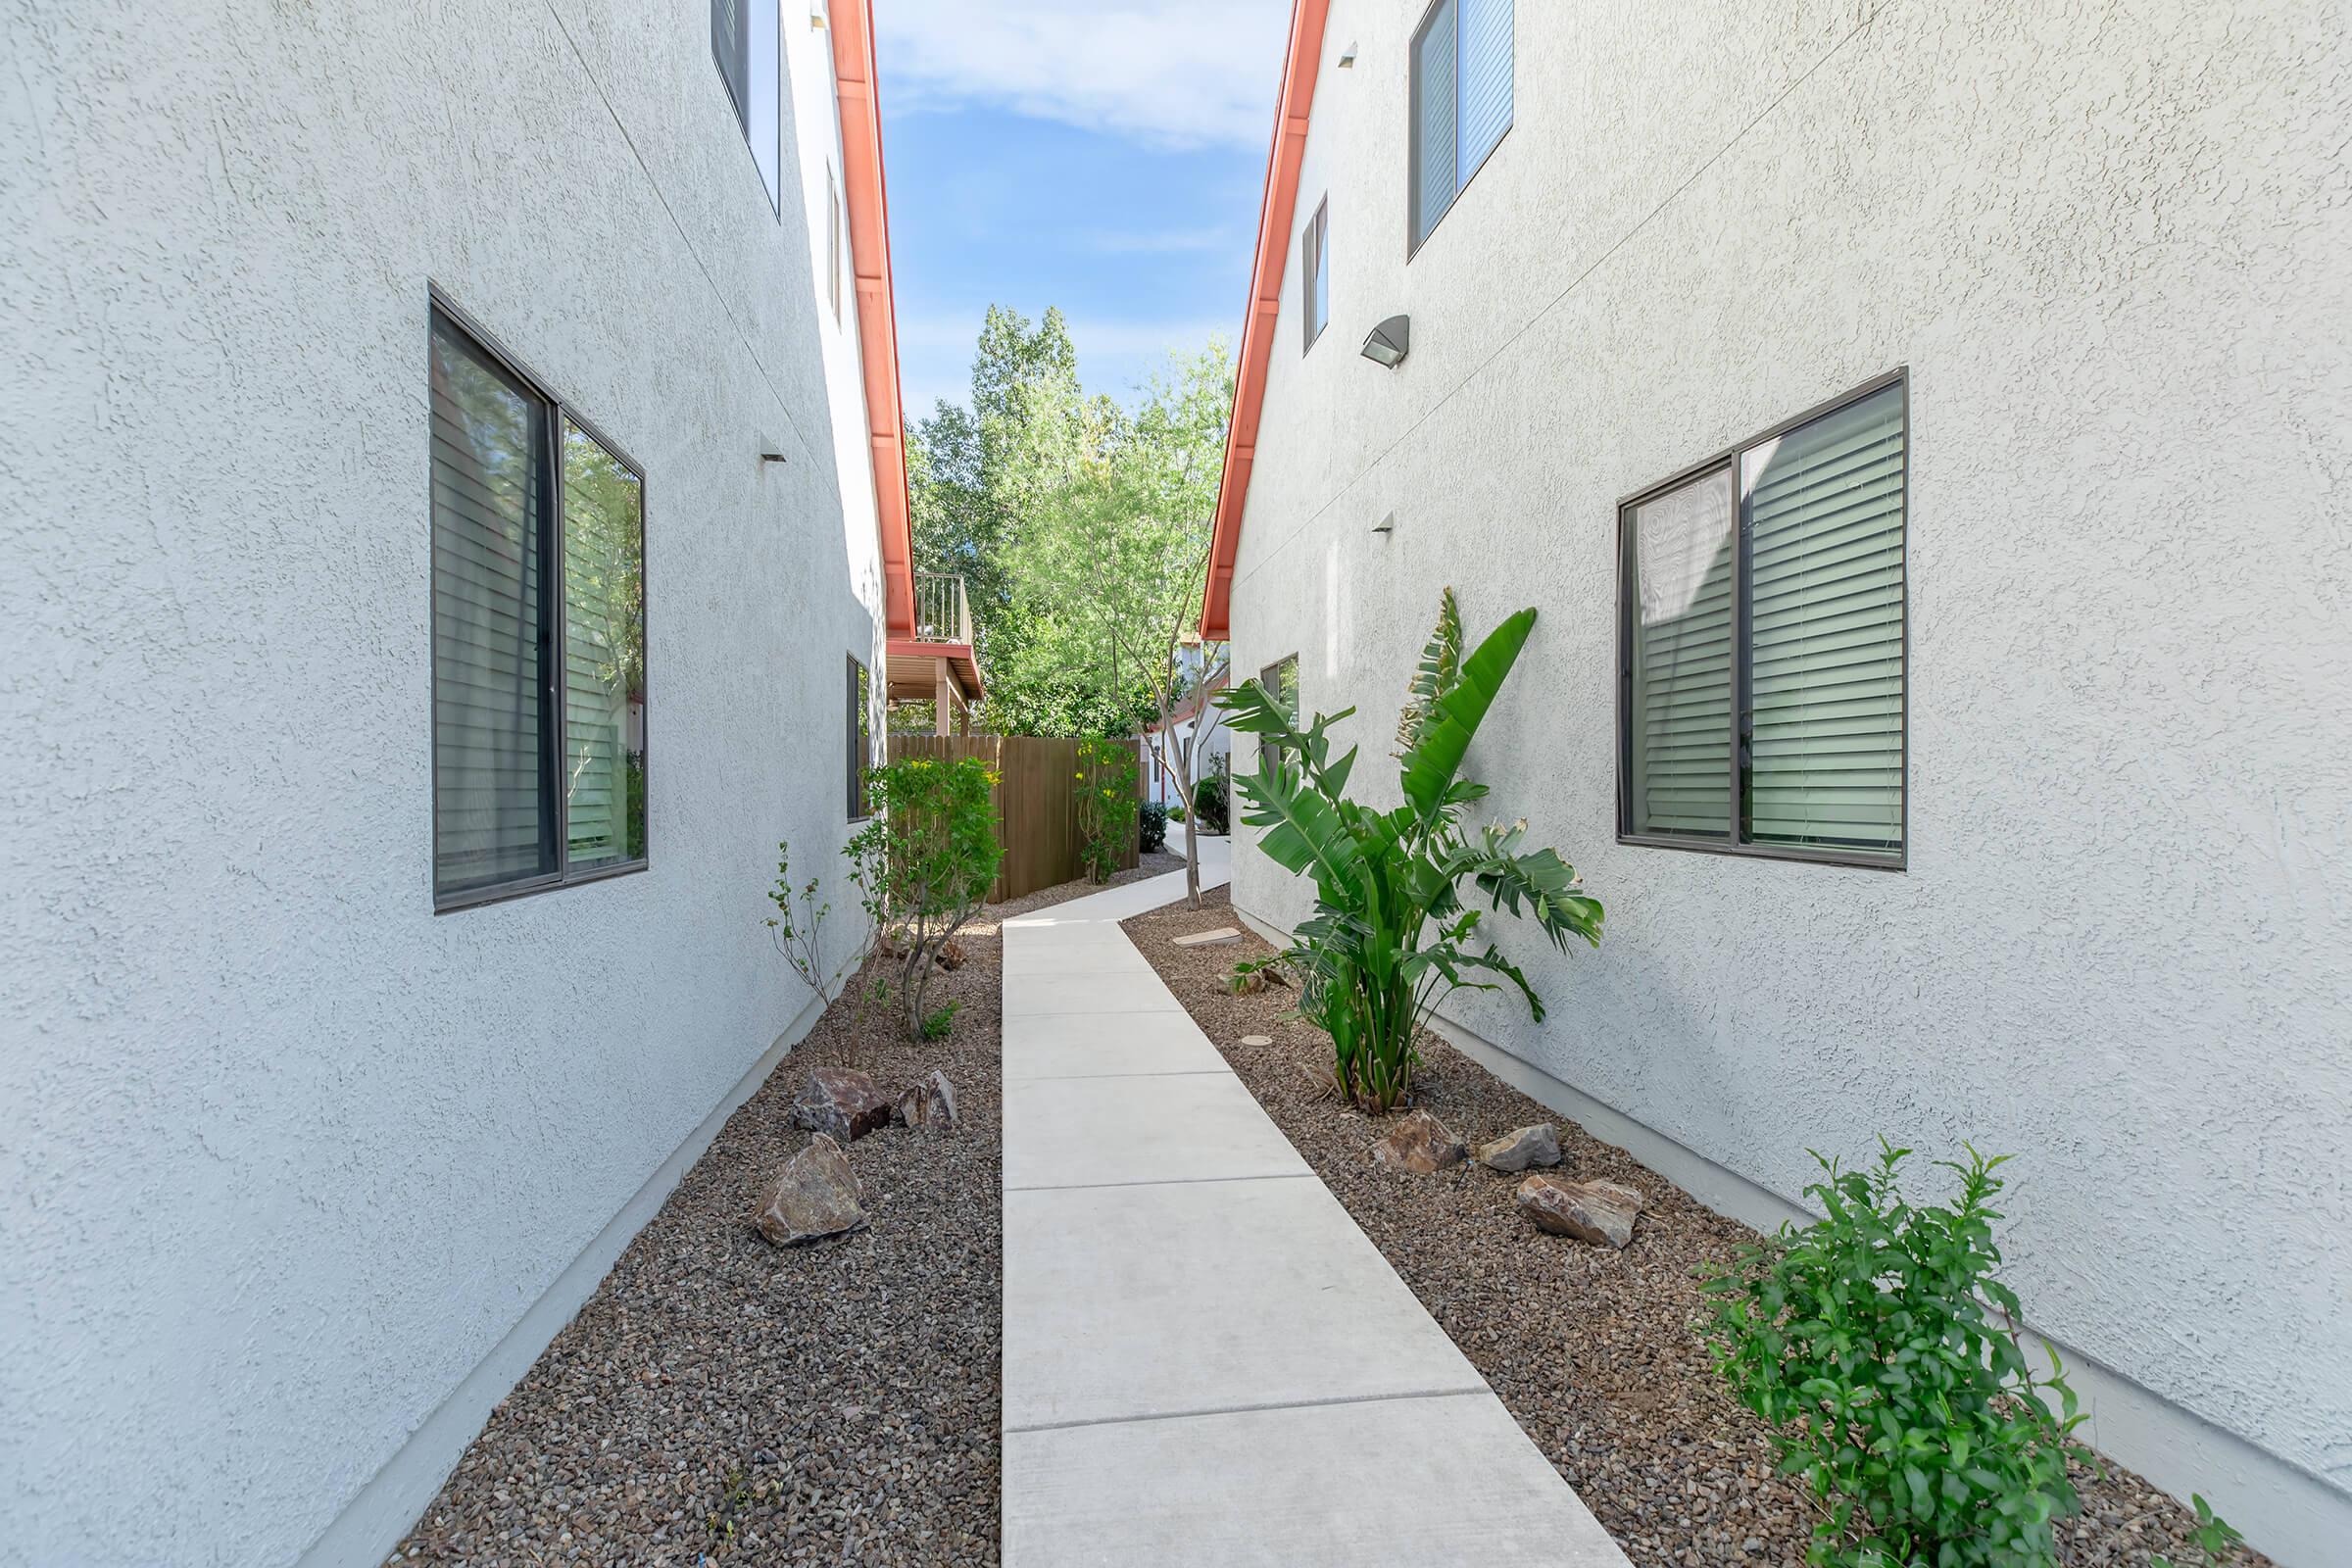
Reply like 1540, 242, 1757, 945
1515, 1175, 1644, 1248
1475, 1123, 1562, 1172
896, 1069, 959, 1133
790, 1066, 894, 1144
1370, 1108, 1466, 1174
754, 1134, 866, 1246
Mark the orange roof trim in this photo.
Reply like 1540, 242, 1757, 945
832, 0, 917, 638
1200, 0, 1332, 643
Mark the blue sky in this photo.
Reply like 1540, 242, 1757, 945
871, 1, 1294, 417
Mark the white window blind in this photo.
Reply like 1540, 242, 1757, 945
430, 317, 553, 897
1742, 383, 1906, 854
1411, 0, 1512, 251
710, 0, 749, 130
1620, 378, 1907, 863
1626, 467, 1736, 838
1458, 0, 1514, 176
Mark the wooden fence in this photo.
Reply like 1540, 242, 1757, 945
885, 735, 1142, 902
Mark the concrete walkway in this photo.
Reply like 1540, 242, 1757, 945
999, 843, 1630, 1566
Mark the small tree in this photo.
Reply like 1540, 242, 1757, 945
767, 839, 887, 1065
1074, 737, 1140, 883
846, 757, 1003, 1039
1219, 590, 1603, 1110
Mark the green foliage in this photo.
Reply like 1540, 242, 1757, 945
1225, 955, 1291, 997
1074, 737, 1141, 883
846, 757, 1004, 1040
2151, 1494, 2243, 1568
1218, 592, 1602, 1112
1139, 800, 1169, 854
765, 840, 830, 996
1190, 771, 1229, 834
1699, 1141, 2088, 1568
919, 1001, 960, 1042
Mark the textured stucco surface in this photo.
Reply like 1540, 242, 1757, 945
1226, 2, 2351, 1561
1, 3, 886, 1563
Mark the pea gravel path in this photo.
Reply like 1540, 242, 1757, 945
385, 855, 1179, 1567
1120, 888, 2272, 1568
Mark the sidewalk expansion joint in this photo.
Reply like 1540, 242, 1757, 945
1004, 1385, 1494, 1437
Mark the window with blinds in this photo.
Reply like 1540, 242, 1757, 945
713, 0, 781, 210
1410, 0, 1513, 253
1301, 197, 1329, 350
1618, 376, 1907, 866
710, 0, 749, 132
430, 302, 649, 908
847, 655, 871, 819
1258, 654, 1299, 776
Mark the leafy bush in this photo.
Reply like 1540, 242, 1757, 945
1168, 802, 1187, 822
847, 757, 1003, 1039
919, 1001, 960, 1041
1700, 1141, 2086, 1568
1074, 737, 1140, 883
1219, 589, 1601, 1111
1139, 800, 1169, 854
1191, 771, 1229, 834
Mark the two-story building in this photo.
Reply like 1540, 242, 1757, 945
1202, 5, 2351, 1565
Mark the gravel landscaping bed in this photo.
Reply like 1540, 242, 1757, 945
1121, 887, 2270, 1568
387, 855, 1179, 1568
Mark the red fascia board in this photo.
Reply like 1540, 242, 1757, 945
832, 0, 917, 636
1200, 0, 1330, 643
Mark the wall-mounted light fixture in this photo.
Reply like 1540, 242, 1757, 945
760, 451, 789, 465
1359, 315, 1410, 368
1339, 42, 1358, 68
809, 2, 828, 29
1372, 512, 1396, 535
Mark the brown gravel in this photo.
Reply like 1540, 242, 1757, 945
1121, 887, 2271, 1568
386, 856, 1179, 1567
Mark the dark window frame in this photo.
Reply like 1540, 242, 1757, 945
1406, 0, 1514, 260
712, 0, 785, 216
1614, 368, 1909, 872
428, 285, 652, 913
710, 0, 750, 133
1301, 196, 1329, 351
847, 653, 872, 821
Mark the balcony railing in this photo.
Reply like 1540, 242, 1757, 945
912, 572, 973, 644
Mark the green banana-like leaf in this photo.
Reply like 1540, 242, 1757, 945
1397, 607, 1537, 822
1456, 821, 1604, 952
1232, 759, 1360, 900
1394, 586, 1462, 756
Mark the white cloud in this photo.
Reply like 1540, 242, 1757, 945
873, 1, 1293, 149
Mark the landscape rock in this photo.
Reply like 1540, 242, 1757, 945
1475, 1122, 1562, 1172
753, 1134, 866, 1246
1516, 1174, 1644, 1248
1370, 1108, 1466, 1174
1296, 1058, 1341, 1100
1172, 926, 1242, 948
790, 1066, 894, 1143
1239, 1034, 1273, 1047
896, 1069, 958, 1133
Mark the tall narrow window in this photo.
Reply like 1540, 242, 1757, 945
827, 167, 844, 321
847, 655, 871, 819
1257, 654, 1299, 776
1618, 375, 1907, 866
1410, 0, 1513, 253
713, 0, 782, 211
1301, 198, 1330, 350
430, 301, 650, 908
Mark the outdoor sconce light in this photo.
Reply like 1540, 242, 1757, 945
1339, 42, 1358, 68
1360, 315, 1410, 368
760, 451, 789, 465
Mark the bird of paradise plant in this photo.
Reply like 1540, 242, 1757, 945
1217, 590, 1602, 1112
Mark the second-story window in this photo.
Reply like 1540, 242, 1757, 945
828, 166, 844, 321
1301, 198, 1330, 350
711, 0, 782, 212
1410, 0, 1513, 253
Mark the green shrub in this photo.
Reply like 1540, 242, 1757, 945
1190, 771, 1229, 833
1139, 800, 1169, 854
847, 756, 1003, 1040
1074, 737, 1140, 883
1700, 1140, 2085, 1568
919, 1001, 959, 1041
1219, 589, 1601, 1111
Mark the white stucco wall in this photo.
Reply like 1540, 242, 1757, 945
1225, 4, 2351, 1563
0, 3, 889, 1563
